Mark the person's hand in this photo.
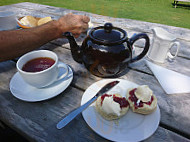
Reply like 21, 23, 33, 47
58, 13, 90, 37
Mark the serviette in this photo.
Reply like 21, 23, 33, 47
146, 60, 190, 94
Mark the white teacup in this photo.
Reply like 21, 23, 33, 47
148, 27, 180, 63
0, 11, 17, 31
17, 50, 69, 88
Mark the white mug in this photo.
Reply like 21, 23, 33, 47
17, 50, 69, 88
0, 11, 17, 31
148, 27, 180, 63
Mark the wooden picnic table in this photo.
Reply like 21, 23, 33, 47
1, 2, 190, 142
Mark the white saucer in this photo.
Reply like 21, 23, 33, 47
9, 64, 73, 102
81, 79, 160, 142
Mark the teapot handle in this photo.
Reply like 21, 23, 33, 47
128, 33, 150, 63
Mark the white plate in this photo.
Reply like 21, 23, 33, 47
81, 79, 160, 142
9, 63, 73, 102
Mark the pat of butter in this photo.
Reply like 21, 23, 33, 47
102, 96, 121, 116
135, 85, 153, 102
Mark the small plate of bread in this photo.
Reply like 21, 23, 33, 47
81, 79, 160, 142
17, 15, 53, 28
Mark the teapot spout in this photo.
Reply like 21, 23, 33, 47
63, 32, 83, 63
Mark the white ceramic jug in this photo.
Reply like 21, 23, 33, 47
148, 27, 180, 63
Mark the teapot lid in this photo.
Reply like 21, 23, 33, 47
89, 23, 127, 45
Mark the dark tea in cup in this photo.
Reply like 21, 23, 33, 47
22, 57, 55, 72
17, 50, 69, 88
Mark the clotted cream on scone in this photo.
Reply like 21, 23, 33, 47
126, 85, 157, 114
95, 93, 129, 120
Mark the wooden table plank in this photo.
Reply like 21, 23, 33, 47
0, 6, 60, 20
12, 2, 190, 42
50, 45, 190, 137
1, 2, 190, 141
1, 84, 189, 142
146, 126, 190, 142
0, 61, 17, 90
2, 2, 190, 60
3, 2, 190, 42
0, 57, 189, 142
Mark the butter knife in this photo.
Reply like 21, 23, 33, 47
56, 80, 119, 129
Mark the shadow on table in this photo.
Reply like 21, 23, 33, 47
0, 120, 29, 142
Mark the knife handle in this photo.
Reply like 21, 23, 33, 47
57, 96, 97, 129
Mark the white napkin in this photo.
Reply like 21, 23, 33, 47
146, 60, 190, 94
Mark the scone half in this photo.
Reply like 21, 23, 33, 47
126, 86, 157, 115
95, 93, 129, 120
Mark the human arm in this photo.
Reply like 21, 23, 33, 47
0, 13, 89, 62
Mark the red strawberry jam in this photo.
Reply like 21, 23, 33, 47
101, 94, 129, 108
129, 88, 154, 109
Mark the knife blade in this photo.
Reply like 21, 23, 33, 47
56, 80, 119, 129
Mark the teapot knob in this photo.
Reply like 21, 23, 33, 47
104, 23, 113, 33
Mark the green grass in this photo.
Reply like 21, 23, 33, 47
1, 0, 190, 29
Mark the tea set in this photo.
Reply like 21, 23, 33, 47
9, 19, 180, 102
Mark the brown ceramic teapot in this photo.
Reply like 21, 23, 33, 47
64, 23, 150, 77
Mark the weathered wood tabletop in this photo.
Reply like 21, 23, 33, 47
0, 2, 190, 142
